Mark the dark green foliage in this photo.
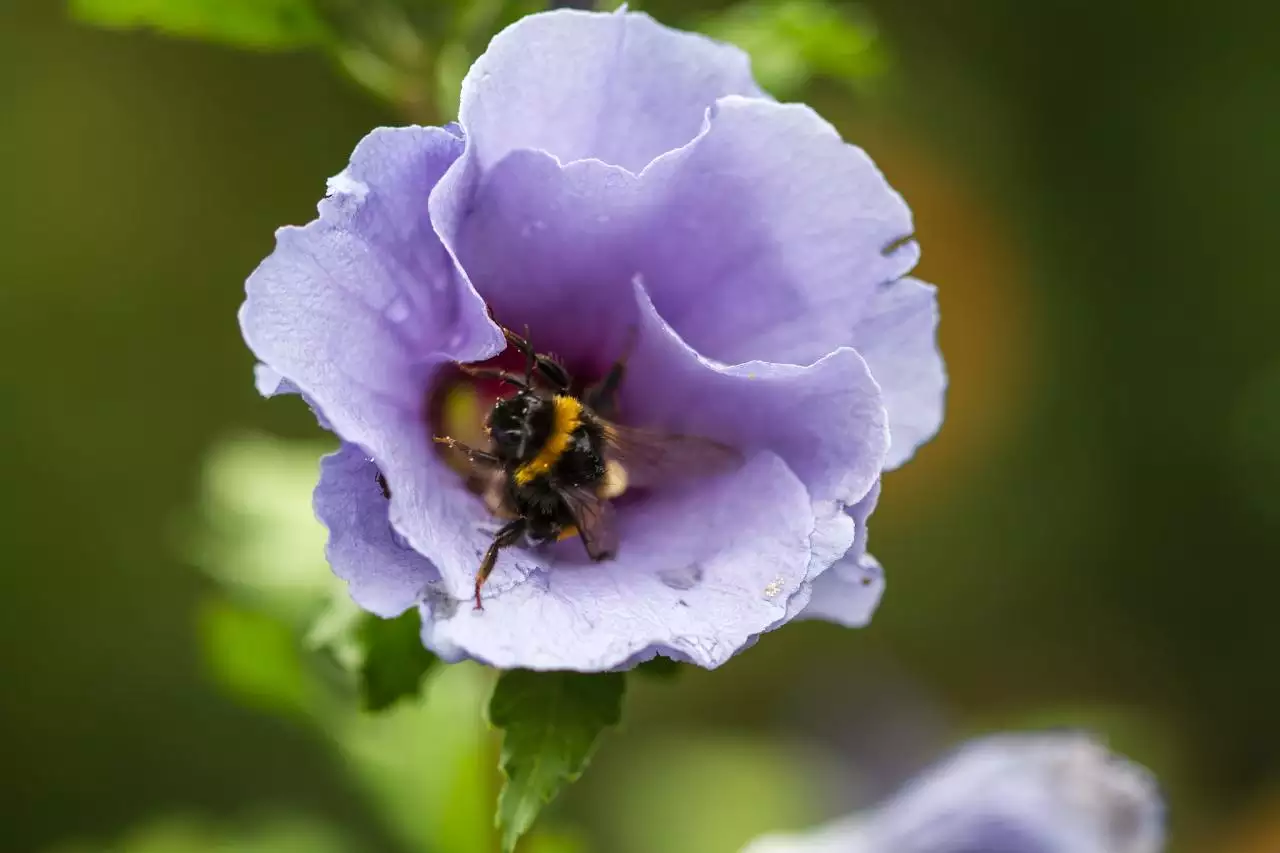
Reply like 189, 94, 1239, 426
489, 671, 626, 852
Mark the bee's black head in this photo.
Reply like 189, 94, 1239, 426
488, 390, 552, 462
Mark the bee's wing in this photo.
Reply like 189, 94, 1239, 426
556, 484, 619, 560
601, 422, 743, 490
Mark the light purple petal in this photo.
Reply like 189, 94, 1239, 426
241, 126, 499, 436
853, 278, 946, 469
439, 85, 939, 473
621, 281, 888, 507
441, 95, 917, 362
437, 151, 896, 505
240, 126, 507, 605
800, 553, 885, 629
801, 481, 884, 627
253, 363, 297, 397
314, 443, 438, 617
746, 734, 1166, 853
460, 9, 764, 174
633, 97, 920, 368
867, 734, 1166, 853
421, 451, 814, 671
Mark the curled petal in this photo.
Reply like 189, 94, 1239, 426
241, 126, 506, 603
801, 481, 884, 627
460, 9, 764, 174
622, 281, 889, 508
435, 97, 935, 472
241, 126, 499, 441
635, 96, 920, 368
422, 452, 815, 671
314, 443, 438, 617
853, 279, 946, 469
253, 363, 297, 397
800, 554, 885, 630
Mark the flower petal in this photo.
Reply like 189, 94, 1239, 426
854, 278, 946, 469
433, 151, 891, 505
800, 553, 885, 630
421, 451, 814, 671
241, 126, 499, 437
314, 443, 438, 617
240, 126, 506, 604
436, 96, 920, 375
253, 362, 297, 397
621, 281, 888, 507
866, 734, 1166, 853
635, 96, 919, 368
460, 9, 764, 174
743, 733, 1166, 853
801, 481, 884, 627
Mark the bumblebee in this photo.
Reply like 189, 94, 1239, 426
435, 326, 740, 610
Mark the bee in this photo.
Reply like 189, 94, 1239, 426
435, 326, 740, 610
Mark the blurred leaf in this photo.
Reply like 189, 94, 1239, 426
339, 663, 496, 853
44, 815, 350, 853
699, 0, 887, 99
198, 598, 313, 720
490, 670, 627, 852
69, 0, 330, 50
357, 610, 440, 712
596, 733, 840, 853
521, 827, 590, 853
191, 434, 336, 627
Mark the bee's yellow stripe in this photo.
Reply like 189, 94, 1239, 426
514, 395, 582, 485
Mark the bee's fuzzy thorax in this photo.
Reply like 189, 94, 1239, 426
514, 395, 582, 485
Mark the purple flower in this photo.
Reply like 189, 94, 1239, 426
742, 732, 1165, 853
240, 9, 944, 671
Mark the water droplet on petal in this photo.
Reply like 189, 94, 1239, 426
659, 564, 704, 591
532, 219, 547, 231
596, 214, 611, 224
385, 297, 410, 323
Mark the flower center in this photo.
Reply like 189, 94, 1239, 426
427, 325, 626, 491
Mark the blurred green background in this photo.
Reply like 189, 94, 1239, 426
3, 0, 1279, 851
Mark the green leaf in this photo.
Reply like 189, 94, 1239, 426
197, 598, 312, 720
337, 663, 495, 853
43, 815, 350, 853
70, 0, 330, 50
357, 610, 440, 712
699, 0, 888, 99
190, 434, 338, 628
490, 670, 627, 852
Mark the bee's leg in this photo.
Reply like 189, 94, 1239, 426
474, 519, 526, 610
459, 365, 529, 389
502, 326, 572, 392
584, 327, 636, 418
434, 436, 501, 469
